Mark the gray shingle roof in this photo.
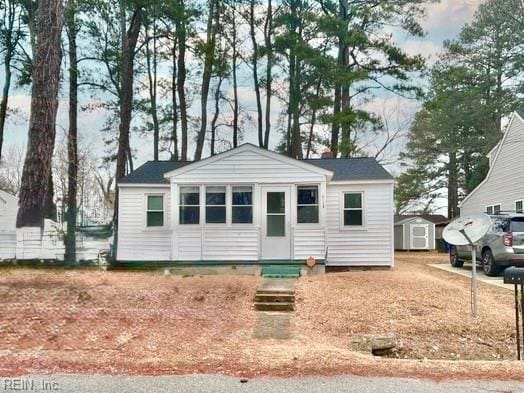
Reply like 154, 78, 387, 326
119, 155, 393, 184
303, 157, 393, 181
118, 161, 191, 184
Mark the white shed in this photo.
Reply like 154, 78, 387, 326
0, 189, 17, 259
394, 216, 436, 251
116, 144, 395, 268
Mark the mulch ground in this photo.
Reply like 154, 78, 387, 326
1, 253, 524, 380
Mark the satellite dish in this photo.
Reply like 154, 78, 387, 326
443, 214, 491, 246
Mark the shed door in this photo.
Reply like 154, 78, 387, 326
261, 186, 291, 259
410, 224, 429, 249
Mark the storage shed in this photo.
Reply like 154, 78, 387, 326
394, 216, 436, 251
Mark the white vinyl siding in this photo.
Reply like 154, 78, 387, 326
117, 187, 171, 261
169, 150, 326, 184
326, 183, 394, 266
117, 147, 394, 266
461, 113, 524, 215
0, 191, 17, 260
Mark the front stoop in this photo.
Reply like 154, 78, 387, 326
261, 265, 300, 278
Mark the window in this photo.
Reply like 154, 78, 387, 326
494, 204, 501, 214
485, 204, 501, 215
516, 200, 523, 214
232, 186, 253, 224
206, 186, 226, 223
146, 195, 164, 227
179, 186, 200, 224
297, 186, 319, 223
486, 205, 494, 215
343, 192, 363, 226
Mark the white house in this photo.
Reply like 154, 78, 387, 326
0, 189, 17, 259
116, 143, 395, 267
460, 110, 524, 215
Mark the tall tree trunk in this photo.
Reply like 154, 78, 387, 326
231, 7, 239, 148
306, 78, 322, 159
16, 0, 64, 227
145, 22, 160, 160
171, 40, 179, 160
0, 49, 11, 162
448, 151, 459, 219
0, 0, 18, 162
176, 0, 188, 161
249, 0, 264, 147
210, 77, 223, 156
331, 85, 341, 156
263, 0, 273, 149
194, 0, 217, 161
113, 7, 143, 225
65, 1, 78, 262
331, 0, 348, 157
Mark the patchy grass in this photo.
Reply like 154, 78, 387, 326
0, 254, 524, 380
295, 252, 515, 361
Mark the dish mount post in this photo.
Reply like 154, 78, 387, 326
443, 214, 491, 319
460, 229, 478, 317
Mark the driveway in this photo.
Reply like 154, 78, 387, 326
2, 374, 523, 393
429, 262, 513, 290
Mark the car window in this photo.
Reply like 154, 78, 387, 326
510, 217, 524, 232
490, 218, 508, 232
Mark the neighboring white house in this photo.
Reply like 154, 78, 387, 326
117, 143, 395, 267
460, 110, 524, 215
0, 189, 17, 259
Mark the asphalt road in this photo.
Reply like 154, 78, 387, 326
1, 374, 523, 393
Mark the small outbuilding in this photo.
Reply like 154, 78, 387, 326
394, 215, 436, 251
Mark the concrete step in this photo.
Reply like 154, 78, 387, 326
254, 301, 295, 312
254, 293, 295, 303
256, 288, 295, 296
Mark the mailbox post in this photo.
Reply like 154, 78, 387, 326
504, 267, 524, 360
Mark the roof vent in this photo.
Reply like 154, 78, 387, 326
321, 150, 334, 159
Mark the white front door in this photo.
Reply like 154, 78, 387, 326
410, 224, 429, 249
261, 186, 291, 259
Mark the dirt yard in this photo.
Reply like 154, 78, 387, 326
1, 253, 524, 380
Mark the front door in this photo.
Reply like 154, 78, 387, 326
410, 224, 429, 249
261, 186, 291, 259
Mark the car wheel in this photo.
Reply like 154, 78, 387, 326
482, 249, 500, 276
450, 246, 464, 267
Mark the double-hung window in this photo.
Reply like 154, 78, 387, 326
146, 195, 164, 227
206, 186, 226, 223
486, 204, 501, 215
297, 186, 319, 223
232, 186, 253, 224
179, 186, 200, 224
343, 192, 363, 227
516, 200, 523, 214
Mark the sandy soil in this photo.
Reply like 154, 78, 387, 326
0, 253, 523, 379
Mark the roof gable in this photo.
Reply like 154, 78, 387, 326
163, 143, 333, 180
460, 111, 524, 207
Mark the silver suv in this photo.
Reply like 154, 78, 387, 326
449, 214, 524, 276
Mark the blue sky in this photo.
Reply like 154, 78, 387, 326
2, 0, 482, 171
